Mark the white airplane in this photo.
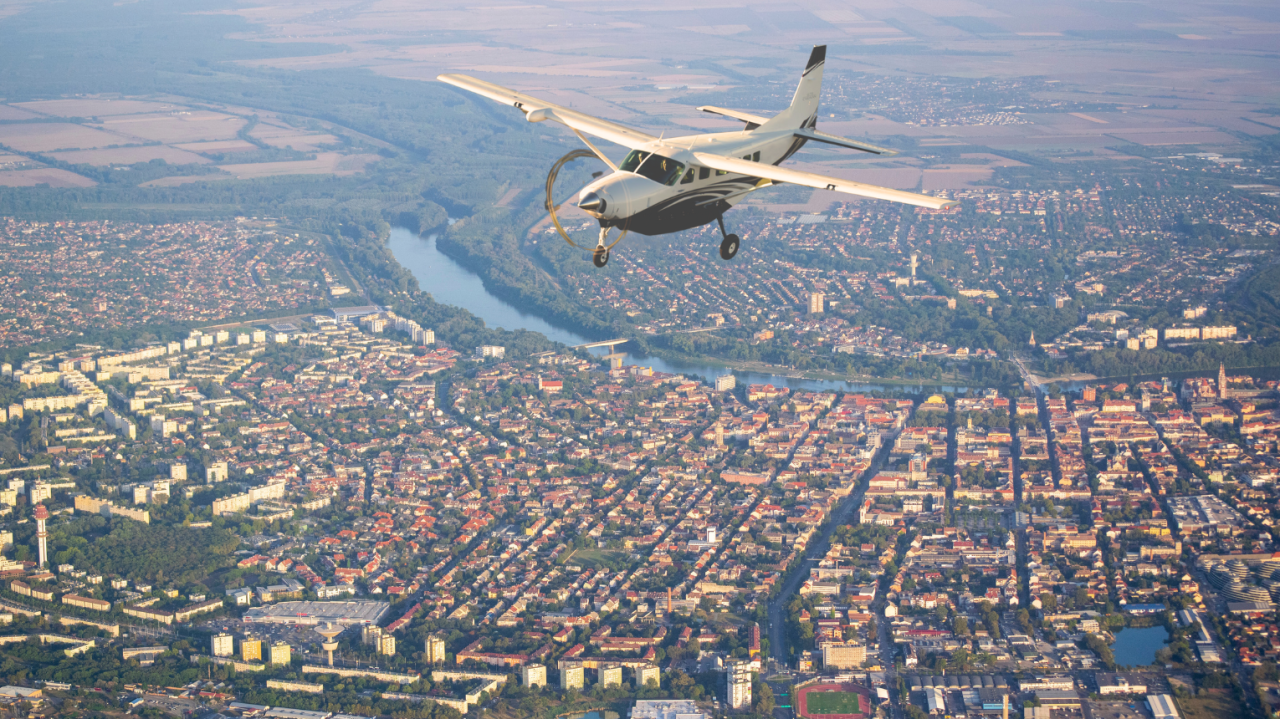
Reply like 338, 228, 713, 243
439, 45, 957, 267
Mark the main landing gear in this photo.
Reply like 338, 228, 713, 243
716, 215, 740, 260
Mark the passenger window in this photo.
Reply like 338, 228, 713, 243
699, 167, 710, 180
753, 151, 760, 162
681, 169, 694, 184
716, 170, 727, 176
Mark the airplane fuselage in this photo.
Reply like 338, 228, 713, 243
575, 127, 809, 236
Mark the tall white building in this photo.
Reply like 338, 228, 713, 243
561, 665, 585, 691
268, 642, 291, 666
636, 665, 660, 689
521, 664, 547, 688
205, 461, 228, 483
211, 634, 234, 657
726, 660, 751, 709
425, 634, 447, 664
808, 292, 824, 314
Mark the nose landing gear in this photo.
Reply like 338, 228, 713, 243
716, 215, 740, 260
592, 227, 613, 267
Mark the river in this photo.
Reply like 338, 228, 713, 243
387, 225, 968, 393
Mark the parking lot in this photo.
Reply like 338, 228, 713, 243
199, 618, 353, 655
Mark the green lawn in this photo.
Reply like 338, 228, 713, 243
568, 549, 630, 570
805, 692, 867, 716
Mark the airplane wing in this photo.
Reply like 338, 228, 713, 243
692, 152, 958, 210
438, 74, 657, 151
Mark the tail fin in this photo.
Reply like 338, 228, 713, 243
760, 45, 825, 132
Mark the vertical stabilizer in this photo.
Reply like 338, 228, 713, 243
760, 45, 825, 131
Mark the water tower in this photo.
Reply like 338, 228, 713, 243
315, 623, 343, 667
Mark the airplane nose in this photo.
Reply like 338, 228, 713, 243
578, 192, 606, 214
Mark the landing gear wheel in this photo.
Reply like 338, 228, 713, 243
592, 247, 610, 268
720, 234, 740, 260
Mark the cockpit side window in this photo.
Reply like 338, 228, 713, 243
633, 153, 685, 186
620, 150, 651, 173
681, 169, 695, 184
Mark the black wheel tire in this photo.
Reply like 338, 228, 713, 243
720, 234, 740, 260
592, 248, 609, 267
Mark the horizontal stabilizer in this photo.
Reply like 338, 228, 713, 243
692, 152, 957, 210
795, 128, 896, 156
697, 105, 771, 127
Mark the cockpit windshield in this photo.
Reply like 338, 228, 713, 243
620, 150, 685, 186
619, 150, 650, 173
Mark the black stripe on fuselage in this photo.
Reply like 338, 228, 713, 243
603, 177, 756, 235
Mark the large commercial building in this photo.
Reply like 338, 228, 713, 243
1147, 695, 1179, 719
243, 601, 390, 627
632, 700, 705, 719
823, 642, 867, 669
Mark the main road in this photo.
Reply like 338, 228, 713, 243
766, 426, 902, 667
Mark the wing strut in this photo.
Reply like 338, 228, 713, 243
570, 129, 618, 171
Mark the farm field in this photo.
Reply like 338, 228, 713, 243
217, 152, 379, 178
0, 94, 385, 187
0, 122, 132, 152
0, 168, 97, 187
49, 146, 212, 166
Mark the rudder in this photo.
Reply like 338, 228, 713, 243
760, 45, 825, 131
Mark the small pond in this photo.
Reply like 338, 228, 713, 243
1112, 625, 1170, 666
